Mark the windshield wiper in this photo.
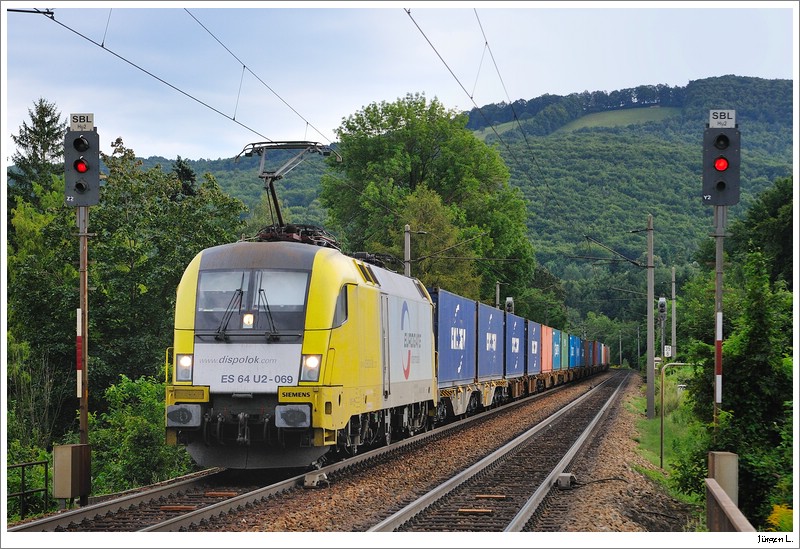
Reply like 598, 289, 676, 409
215, 288, 243, 341
258, 289, 278, 332
259, 288, 284, 341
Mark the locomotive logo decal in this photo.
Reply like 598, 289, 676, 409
401, 301, 421, 380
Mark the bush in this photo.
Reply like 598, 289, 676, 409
84, 375, 197, 493
6, 438, 51, 521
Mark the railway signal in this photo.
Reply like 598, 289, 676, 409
702, 116, 740, 206
64, 129, 100, 206
703, 109, 738, 429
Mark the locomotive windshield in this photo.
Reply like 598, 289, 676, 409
195, 269, 309, 335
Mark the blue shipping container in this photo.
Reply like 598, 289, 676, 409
569, 334, 580, 369
430, 288, 476, 386
504, 312, 525, 378
477, 302, 504, 380
527, 320, 541, 375
552, 329, 562, 371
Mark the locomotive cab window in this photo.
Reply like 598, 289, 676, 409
196, 271, 250, 312
332, 284, 351, 328
195, 269, 309, 334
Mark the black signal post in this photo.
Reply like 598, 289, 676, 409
63, 114, 100, 506
702, 109, 739, 431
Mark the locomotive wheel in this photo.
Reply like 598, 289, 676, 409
384, 423, 392, 446
382, 410, 393, 446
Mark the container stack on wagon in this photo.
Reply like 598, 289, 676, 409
430, 287, 610, 422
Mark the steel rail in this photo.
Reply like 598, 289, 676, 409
367, 373, 621, 532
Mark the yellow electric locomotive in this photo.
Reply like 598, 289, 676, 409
165, 239, 437, 469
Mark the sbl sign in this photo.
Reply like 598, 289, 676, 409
709, 110, 735, 128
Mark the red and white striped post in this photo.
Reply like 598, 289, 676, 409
76, 308, 82, 397
715, 311, 723, 414
713, 205, 726, 427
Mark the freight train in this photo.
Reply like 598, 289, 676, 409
164, 231, 610, 470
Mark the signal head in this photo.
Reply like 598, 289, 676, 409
64, 130, 101, 207
702, 126, 740, 206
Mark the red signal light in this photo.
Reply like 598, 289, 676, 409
714, 157, 729, 172
74, 158, 90, 174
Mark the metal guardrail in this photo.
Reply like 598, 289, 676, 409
7, 460, 50, 519
706, 478, 755, 532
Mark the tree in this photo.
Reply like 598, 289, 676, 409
171, 155, 197, 197
320, 92, 536, 304
6, 116, 248, 452
727, 176, 793, 289
8, 98, 67, 213
74, 375, 196, 492
673, 177, 794, 529
7, 170, 79, 440
88, 138, 247, 393
368, 184, 482, 299
677, 251, 792, 527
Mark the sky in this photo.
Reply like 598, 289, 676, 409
2, 1, 798, 162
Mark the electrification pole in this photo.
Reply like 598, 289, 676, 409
646, 214, 655, 419
404, 224, 411, 276
671, 266, 677, 360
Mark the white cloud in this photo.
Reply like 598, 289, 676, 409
4, 2, 795, 160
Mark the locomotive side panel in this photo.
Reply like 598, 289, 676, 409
380, 279, 436, 407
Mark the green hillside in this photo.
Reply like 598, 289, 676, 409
147, 75, 792, 307
474, 105, 682, 139
554, 106, 681, 133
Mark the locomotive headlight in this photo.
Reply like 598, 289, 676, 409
242, 313, 254, 329
300, 354, 322, 381
176, 353, 194, 382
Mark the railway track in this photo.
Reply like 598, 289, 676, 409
9, 370, 623, 533
369, 370, 628, 532
7, 468, 292, 532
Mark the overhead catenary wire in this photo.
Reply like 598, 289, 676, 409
40, 10, 274, 143
184, 9, 333, 143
